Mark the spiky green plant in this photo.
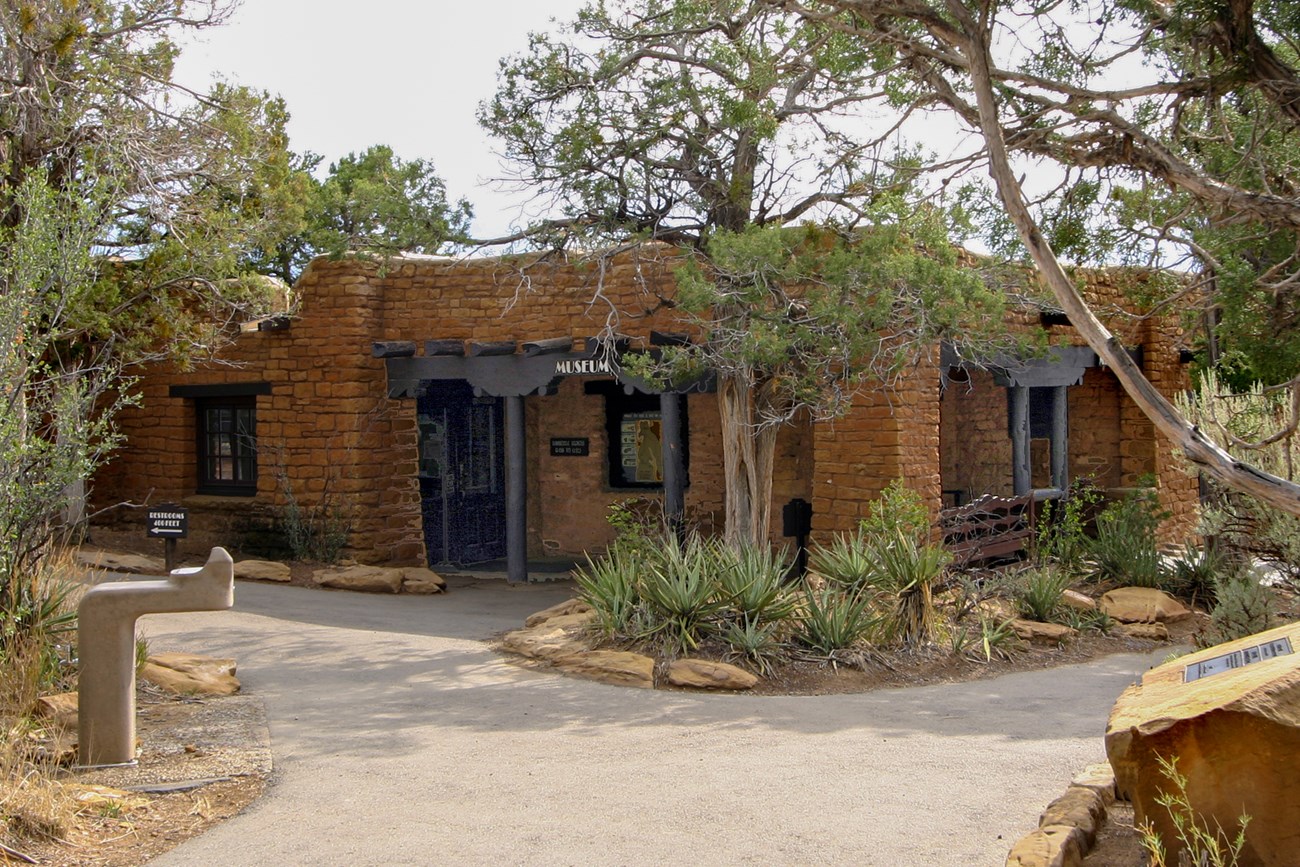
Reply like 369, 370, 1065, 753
637, 534, 725, 654
869, 529, 949, 647
810, 530, 876, 592
720, 616, 786, 675
794, 586, 877, 653
572, 544, 642, 638
716, 543, 795, 623
1013, 566, 1071, 623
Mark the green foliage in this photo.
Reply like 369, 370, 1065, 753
869, 530, 949, 647
1035, 479, 1102, 575
860, 479, 930, 546
1086, 487, 1169, 589
811, 530, 877, 592
1178, 371, 1300, 587
257, 145, 472, 282
719, 616, 786, 676
715, 544, 795, 624
271, 447, 352, 563
1165, 543, 1231, 606
794, 586, 877, 654
1140, 755, 1249, 867
637, 535, 727, 654
573, 546, 641, 639
1203, 572, 1275, 646
1012, 566, 1071, 623
974, 617, 1024, 663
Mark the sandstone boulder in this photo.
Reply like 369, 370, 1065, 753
1060, 590, 1096, 612
552, 650, 655, 688
33, 692, 78, 729
312, 564, 403, 593
234, 559, 291, 583
76, 549, 165, 576
401, 567, 447, 594
501, 624, 592, 661
1039, 786, 1107, 849
141, 652, 240, 696
1099, 587, 1191, 624
1005, 824, 1086, 867
1010, 619, 1077, 645
666, 659, 758, 691
1070, 763, 1117, 806
525, 598, 593, 628
1105, 620, 1300, 866
1116, 622, 1170, 641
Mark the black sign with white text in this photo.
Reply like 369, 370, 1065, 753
550, 438, 590, 457
146, 505, 189, 538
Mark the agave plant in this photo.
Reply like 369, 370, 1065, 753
637, 534, 725, 654
810, 530, 877, 592
869, 529, 950, 647
794, 585, 877, 653
572, 544, 642, 639
716, 543, 795, 624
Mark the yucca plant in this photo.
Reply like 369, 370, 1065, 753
869, 529, 950, 647
637, 534, 725, 653
794, 586, 877, 653
572, 544, 642, 639
1013, 565, 1071, 623
720, 616, 786, 675
810, 530, 877, 592
974, 616, 1023, 662
1087, 489, 1169, 589
716, 543, 795, 624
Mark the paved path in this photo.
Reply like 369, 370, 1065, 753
141, 577, 1162, 867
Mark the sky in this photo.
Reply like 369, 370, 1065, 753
174, 1, 587, 241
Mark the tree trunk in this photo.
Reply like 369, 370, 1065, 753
955, 0, 1300, 518
718, 372, 778, 547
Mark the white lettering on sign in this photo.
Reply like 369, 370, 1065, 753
554, 358, 612, 376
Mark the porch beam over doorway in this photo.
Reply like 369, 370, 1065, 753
1010, 386, 1031, 495
1051, 385, 1069, 491
504, 395, 527, 584
660, 393, 685, 532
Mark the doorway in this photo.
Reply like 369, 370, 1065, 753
417, 380, 507, 565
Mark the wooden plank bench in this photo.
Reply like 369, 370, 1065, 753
939, 492, 1036, 568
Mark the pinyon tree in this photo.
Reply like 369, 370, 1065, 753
481, 0, 1007, 544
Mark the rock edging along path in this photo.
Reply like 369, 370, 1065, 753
139, 579, 1170, 867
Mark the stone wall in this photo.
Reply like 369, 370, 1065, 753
91, 252, 1201, 564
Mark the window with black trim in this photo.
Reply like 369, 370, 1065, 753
196, 397, 257, 495
585, 382, 689, 489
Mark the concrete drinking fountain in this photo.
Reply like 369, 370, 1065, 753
77, 547, 235, 767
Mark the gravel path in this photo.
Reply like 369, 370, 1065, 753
139, 577, 1164, 867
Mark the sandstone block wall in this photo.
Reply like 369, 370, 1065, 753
91, 252, 1201, 564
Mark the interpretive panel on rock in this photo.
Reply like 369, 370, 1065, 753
1183, 637, 1293, 683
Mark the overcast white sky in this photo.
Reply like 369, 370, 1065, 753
174, 1, 586, 240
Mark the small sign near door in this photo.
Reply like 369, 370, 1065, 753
550, 438, 590, 456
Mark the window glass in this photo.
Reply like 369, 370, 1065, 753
197, 397, 257, 494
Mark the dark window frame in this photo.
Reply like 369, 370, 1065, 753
195, 396, 258, 496
585, 382, 689, 490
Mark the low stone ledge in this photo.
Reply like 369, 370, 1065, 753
666, 659, 758, 691
1007, 764, 1117, 867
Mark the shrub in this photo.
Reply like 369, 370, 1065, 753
1165, 543, 1231, 606
1034, 478, 1101, 574
716, 544, 795, 624
0, 550, 79, 716
637, 535, 725, 654
1202, 571, 1275, 646
1086, 486, 1168, 588
810, 530, 877, 592
1140, 755, 1248, 867
719, 616, 786, 675
870, 529, 948, 646
859, 479, 929, 545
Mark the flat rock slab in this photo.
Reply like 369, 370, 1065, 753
76, 549, 165, 576
553, 650, 655, 688
525, 598, 592, 627
1011, 619, 1077, 645
141, 653, 240, 696
234, 560, 291, 583
400, 567, 447, 594
1099, 587, 1191, 624
501, 623, 592, 661
1115, 622, 1169, 641
313, 565, 403, 593
1060, 590, 1096, 612
1106, 619, 1300, 866
666, 659, 758, 690
1005, 823, 1085, 867
33, 692, 79, 729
